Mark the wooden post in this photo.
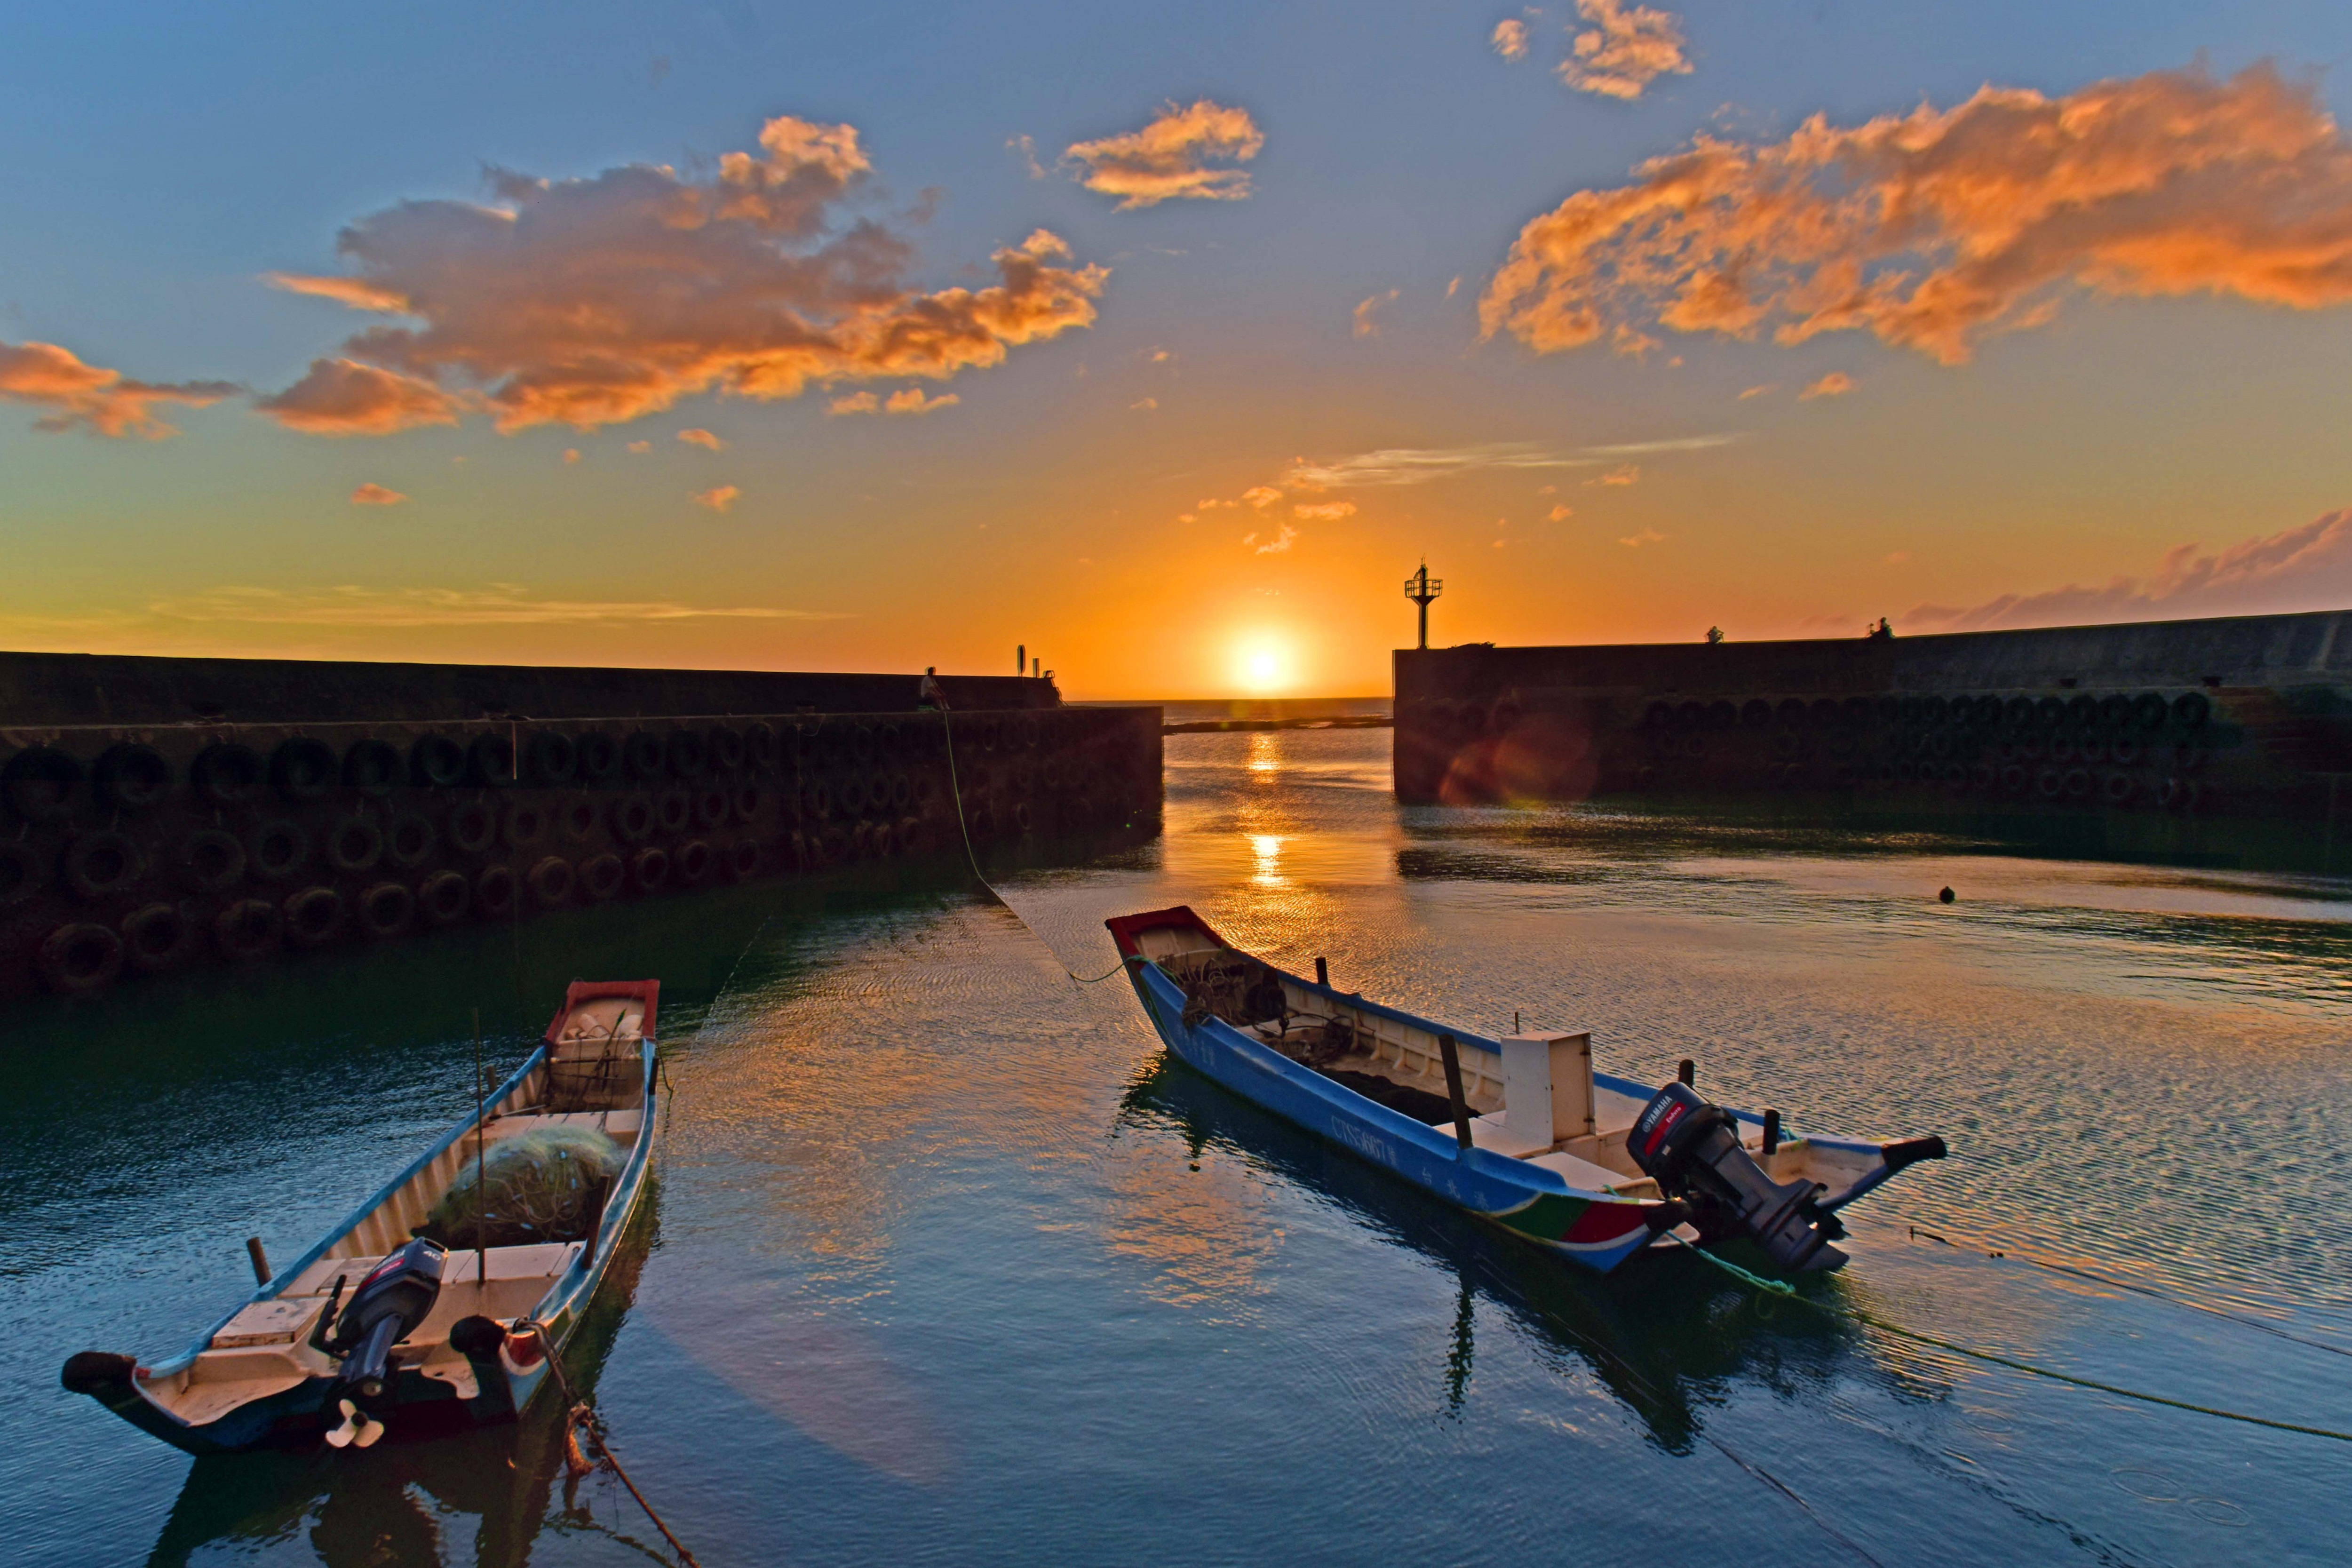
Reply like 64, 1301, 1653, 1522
1761, 1108, 1781, 1157
1678, 1058, 1695, 1086
245, 1236, 271, 1287
1314, 956, 1329, 987
1438, 1034, 1474, 1154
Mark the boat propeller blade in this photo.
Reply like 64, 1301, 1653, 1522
324, 1397, 383, 1450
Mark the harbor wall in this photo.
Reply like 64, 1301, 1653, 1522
0, 652, 1161, 1003
1393, 609, 2352, 861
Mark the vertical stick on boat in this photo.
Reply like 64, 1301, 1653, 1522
473, 1008, 487, 1289
1437, 1033, 1474, 1154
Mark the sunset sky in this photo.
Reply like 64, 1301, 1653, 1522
5, 1, 2351, 697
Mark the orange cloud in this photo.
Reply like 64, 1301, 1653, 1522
691, 485, 740, 512
678, 427, 727, 450
1063, 100, 1264, 209
829, 391, 878, 415
1352, 289, 1398, 338
1589, 463, 1641, 486
262, 272, 412, 313
1548, 502, 1575, 520
1905, 508, 2352, 631
1492, 19, 1530, 61
883, 387, 957, 414
1242, 486, 1284, 509
1618, 527, 1665, 547
1562, 0, 1691, 101
1252, 523, 1299, 554
0, 339, 236, 438
1293, 500, 1357, 520
1800, 372, 1856, 399
350, 482, 408, 505
1738, 383, 1778, 399
627, 439, 652, 453
1484, 63, 2352, 365
260, 115, 1106, 434
562, 447, 581, 463
256, 357, 463, 435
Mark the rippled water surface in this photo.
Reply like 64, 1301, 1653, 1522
9, 726, 2352, 1566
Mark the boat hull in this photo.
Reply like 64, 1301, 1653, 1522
1122, 958, 1662, 1274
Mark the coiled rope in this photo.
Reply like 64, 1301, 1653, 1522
938, 707, 1134, 985
1660, 1233, 2352, 1444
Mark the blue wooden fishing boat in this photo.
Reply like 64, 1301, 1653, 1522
63, 981, 662, 1454
1106, 908, 1946, 1274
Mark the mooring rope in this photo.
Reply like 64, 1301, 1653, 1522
1903, 1222, 2352, 1360
938, 707, 1134, 985
1660, 1233, 2352, 1444
525, 1321, 705, 1567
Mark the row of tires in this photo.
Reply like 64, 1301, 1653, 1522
1661, 729, 2214, 769
1641, 690, 2213, 736
0, 713, 1107, 824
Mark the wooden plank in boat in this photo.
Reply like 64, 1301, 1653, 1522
212, 1297, 325, 1348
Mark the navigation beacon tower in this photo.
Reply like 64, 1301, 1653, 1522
1404, 562, 1442, 650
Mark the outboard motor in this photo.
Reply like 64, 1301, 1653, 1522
1629, 1082, 1847, 1273
320, 1238, 446, 1447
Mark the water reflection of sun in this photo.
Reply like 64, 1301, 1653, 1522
1250, 833, 1285, 886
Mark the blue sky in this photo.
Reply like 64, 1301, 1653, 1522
4, 2, 2350, 694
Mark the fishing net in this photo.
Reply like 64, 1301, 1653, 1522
1168, 953, 1289, 1029
417, 1126, 622, 1250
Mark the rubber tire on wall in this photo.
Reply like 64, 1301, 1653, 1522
419, 869, 471, 926
612, 795, 656, 844
732, 787, 763, 824
528, 855, 575, 907
284, 885, 346, 948
524, 731, 577, 786
64, 832, 143, 902
475, 864, 517, 918
271, 738, 337, 805
41, 923, 123, 995
580, 852, 625, 901
343, 738, 404, 796
470, 733, 516, 788
655, 789, 693, 836
624, 731, 667, 781
215, 899, 282, 960
744, 722, 779, 773
324, 817, 385, 875
411, 734, 467, 788
186, 744, 262, 811
4, 747, 84, 823
707, 727, 745, 774
506, 801, 549, 851
94, 743, 173, 814
357, 882, 414, 939
726, 838, 761, 880
577, 732, 622, 784
667, 730, 707, 780
674, 840, 713, 885
386, 812, 437, 869
447, 799, 498, 857
0, 840, 48, 906
556, 795, 601, 844
121, 903, 195, 972
629, 846, 669, 893
694, 789, 729, 830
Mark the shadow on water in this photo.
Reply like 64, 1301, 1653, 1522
143, 1181, 664, 1568
1113, 1053, 1872, 1457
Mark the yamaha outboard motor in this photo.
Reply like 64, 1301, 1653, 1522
1629, 1082, 1847, 1273
320, 1237, 446, 1446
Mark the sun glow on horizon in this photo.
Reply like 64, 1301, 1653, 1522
1234, 636, 1296, 693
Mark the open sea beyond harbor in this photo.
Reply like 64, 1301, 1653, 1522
8, 719, 2351, 1567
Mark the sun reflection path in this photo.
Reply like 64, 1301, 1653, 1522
1250, 834, 1286, 887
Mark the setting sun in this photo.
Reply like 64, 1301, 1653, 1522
1236, 638, 1294, 692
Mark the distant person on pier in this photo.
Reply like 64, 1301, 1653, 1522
918, 667, 948, 711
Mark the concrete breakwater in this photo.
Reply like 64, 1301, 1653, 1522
1395, 609, 2352, 864
0, 653, 1161, 1003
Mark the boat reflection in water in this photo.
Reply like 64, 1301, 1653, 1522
1116, 1053, 1869, 1454
143, 1185, 661, 1568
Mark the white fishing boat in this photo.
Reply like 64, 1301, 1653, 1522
63, 981, 661, 1454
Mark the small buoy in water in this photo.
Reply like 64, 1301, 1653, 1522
1188, 1162, 1200, 1172
1938, 886, 1955, 904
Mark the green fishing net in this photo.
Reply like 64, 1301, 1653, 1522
417, 1126, 622, 1250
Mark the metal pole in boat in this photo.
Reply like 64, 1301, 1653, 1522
1437, 1034, 1475, 1154
473, 1008, 488, 1291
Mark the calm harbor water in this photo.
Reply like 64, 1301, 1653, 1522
8, 723, 2351, 1566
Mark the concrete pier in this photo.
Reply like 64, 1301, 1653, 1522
0, 653, 1161, 1002
1394, 609, 2352, 865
